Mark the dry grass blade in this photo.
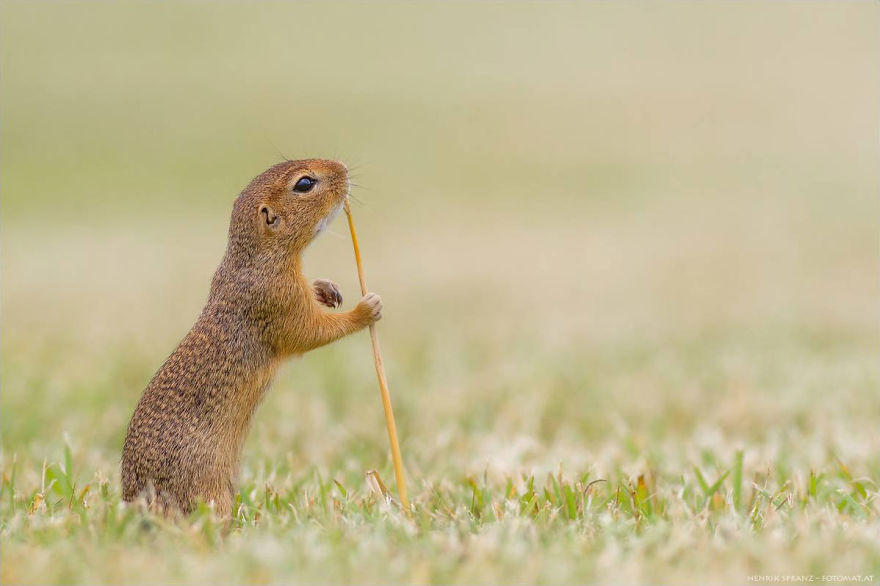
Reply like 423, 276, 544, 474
365, 469, 394, 506
344, 200, 410, 512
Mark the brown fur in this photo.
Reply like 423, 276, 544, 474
121, 159, 381, 517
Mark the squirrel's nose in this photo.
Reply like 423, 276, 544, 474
328, 159, 348, 175
324, 161, 349, 187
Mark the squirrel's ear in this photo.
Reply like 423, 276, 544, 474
259, 205, 281, 231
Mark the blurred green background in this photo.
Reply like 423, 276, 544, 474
1, 2, 878, 583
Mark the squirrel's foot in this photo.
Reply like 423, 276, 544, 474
313, 279, 343, 309
356, 292, 383, 325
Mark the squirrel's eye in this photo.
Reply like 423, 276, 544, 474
293, 176, 317, 193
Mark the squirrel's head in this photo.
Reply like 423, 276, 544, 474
229, 159, 349, 257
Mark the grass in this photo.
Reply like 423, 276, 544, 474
2, 2, 879, 584
3, 433, 879, 583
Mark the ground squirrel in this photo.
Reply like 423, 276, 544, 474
121, 159, 382, 517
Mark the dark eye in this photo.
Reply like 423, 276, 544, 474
293, 176, 317, 193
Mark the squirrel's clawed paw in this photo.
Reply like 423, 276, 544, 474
357, 292, 383, 324
313, 279, 343, 309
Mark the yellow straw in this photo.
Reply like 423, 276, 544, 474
343, 201, 410, 512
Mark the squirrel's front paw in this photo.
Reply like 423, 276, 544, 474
313, 279, 343, 309
356, 292, 383, 324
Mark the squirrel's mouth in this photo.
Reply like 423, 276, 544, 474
313, 199, 345, 237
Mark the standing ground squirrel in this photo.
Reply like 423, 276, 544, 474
121, 159, 382, 517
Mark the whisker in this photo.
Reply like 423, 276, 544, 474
267, 139, 290, 162
321, 226, 346, 239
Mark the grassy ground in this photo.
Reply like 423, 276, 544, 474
2, 3, 878, 584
